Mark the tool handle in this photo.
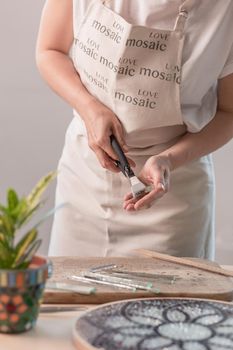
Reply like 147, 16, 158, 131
110, 135, 134, 177
110, 135, 128, 166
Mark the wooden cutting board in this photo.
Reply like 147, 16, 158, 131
43, 257, 233, 304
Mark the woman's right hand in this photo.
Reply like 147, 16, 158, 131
82, 98, 135, 172
35, 0, 134, 173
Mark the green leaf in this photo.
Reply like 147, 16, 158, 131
0, 216, 4, 230
0, 242, 15, 269
7, 189, 19, 212
27, 171, 57, 208
0, 232, 10, 249
14, 261, 30, 269
0, 171, 57, 269
26, 239, 42, 260
0, 241, 10, 260
14, 228, 38, 266
16, 202, 42, 229
1, 215, 14, 238
0, 204, 8, 215
14, 239, 42, 267
11, 198, 28, 220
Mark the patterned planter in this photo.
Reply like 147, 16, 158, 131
0, 256, 52, 333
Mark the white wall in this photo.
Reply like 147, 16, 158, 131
0, 0, 70, 255
214, 144, 233, 263
0, 0, 232, 263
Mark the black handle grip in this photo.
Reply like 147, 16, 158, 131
110, 135, 134, 177
110, 135, 128, 166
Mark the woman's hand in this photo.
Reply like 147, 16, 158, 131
123, 155, 171, 211
83, 98, 135, 172
36, 0, 134, 174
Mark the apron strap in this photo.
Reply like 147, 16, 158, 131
174, 0, 191, 33
102, 0, 111, 6
102, 0, 190, 33
174, 0, 197, 33
174, 9, 188, 33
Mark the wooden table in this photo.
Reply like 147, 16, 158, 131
0, 265, 232, 350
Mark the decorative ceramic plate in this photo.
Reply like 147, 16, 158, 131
73, 298, 233, 350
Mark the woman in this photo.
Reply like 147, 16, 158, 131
36, 0, 233, 259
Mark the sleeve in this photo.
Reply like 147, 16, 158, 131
219, 41, 233, 79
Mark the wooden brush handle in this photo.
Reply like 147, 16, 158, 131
134, 249, 233, 278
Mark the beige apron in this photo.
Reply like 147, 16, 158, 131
49, 0, 215, 259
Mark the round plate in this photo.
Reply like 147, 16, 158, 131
73, 298, 233, 350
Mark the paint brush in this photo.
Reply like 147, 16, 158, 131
110, 135, 146, 198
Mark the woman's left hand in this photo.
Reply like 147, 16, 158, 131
123, 155, 171, 211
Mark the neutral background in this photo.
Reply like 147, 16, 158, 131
0, 0, 232, 263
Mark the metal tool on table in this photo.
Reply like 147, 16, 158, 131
83, 271, 158, 291
88, 263, 175, 283
110, 134, 147, 198
70, 274, 137, 291
40, 305, 88, 313
107, 269, 178, 284
69, 262, 160, 293
89, 263, 118, 272
46, 281, 96, 295
70, 272, 159, 293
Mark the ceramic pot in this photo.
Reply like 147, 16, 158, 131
0, 256, 52, 333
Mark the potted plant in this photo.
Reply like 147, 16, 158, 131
0, 172, 56, 333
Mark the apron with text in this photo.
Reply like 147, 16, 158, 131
49, 0, 215, 259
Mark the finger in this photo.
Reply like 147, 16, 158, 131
157, 167, 170, 190
124, 192, 133, 201
134, 187, 165, 210
127, 157, 136, 168
95, 148, 120, 173
125, 203, 136, 212
123, 195, 137, 209
88, 134, 118, 161
123, 192, 146, 209
139, 167, 161, 186
144, 167, 169, 192
152, 169, 165, 189
162, 168, 170, 191
124, 201, 151, 211
108, 135, 136, 167
123, 197, 137, 210
101, 137, 121, 161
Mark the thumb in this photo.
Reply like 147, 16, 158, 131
153, 168, 170, 192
